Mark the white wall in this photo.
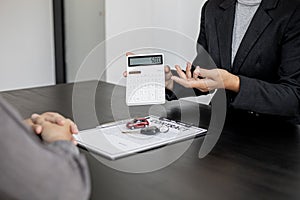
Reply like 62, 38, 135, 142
0, 0, 55, 91
64, 0, 106, 83
105, 0, 207, 86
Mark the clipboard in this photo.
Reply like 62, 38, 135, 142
74, 116, 207, 160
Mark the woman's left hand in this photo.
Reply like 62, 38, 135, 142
171, 65, 240, 93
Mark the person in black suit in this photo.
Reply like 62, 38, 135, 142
166, 0, 300, 123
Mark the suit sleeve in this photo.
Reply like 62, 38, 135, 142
166, 2, 210, 100
231, 6, 300, 118
196, 1, 208, 52
0, 98, 90, 200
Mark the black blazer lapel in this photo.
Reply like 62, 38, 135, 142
216, 0, 236, 70
232, 1, 276, 73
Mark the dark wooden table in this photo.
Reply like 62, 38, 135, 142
2, 81, 300, 200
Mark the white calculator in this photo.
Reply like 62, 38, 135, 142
126, 53, 165, 106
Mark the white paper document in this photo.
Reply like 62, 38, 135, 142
74, 116, 207, 160
181, 89, 217, 105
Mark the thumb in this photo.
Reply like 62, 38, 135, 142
126, 52, 134, 56
194, 67, 212, 79
164, 65, 171, 73
164, 65, 172, 77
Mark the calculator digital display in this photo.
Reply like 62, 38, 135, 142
128, 55, 163, 67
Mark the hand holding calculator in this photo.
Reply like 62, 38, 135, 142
126, 53, 165, 106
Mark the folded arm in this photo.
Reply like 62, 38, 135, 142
0, 99, 90, 200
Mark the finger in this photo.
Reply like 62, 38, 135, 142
126, 52, 134, 56
186, 62, 192, 79
193, 78, 213, 92
124, 52, 134, 78
164, 65, 172, 80
36, 112, 65, 125
31, 113, 40, 121
31, 114, 45, 125
32, 124, 42, 134
45, 115, 65, 125
64, 119, 79, 134
196, 68, 212, 79
23, 118, 33, 126
190, 79, 209, 90
72, 137, 78, 145
175, 65, 187, 79
70, 122, 79, 134
44, 112, 65, 118
25, 118, 42, 134
164, 65, 171, 73
35, 112, 68, 126
171, 76, 192, 88
203, 79, 211, 91
193, 66, 201, 78
172, 76, 209, 91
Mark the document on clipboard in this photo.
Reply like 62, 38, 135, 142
74, 116, 207, 160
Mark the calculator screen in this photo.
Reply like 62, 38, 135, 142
128, 55, 163, 67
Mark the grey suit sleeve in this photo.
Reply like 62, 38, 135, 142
0, 98, 90, 200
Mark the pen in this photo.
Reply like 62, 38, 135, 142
97, 121, 125, 129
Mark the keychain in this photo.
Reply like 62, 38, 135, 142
122, 125, 169, 135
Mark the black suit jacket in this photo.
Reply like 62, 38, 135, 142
186, 0, 300, 122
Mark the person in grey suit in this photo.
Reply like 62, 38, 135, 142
0, 97, 90, 200
166, 0, 300, 123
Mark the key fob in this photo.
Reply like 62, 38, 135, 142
141, 126, 160, 135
